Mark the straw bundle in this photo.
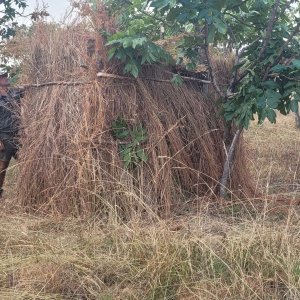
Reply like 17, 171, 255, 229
15, 23, 253, 217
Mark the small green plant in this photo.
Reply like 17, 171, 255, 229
112, 118, 148, 168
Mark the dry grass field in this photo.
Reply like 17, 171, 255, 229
0, 114, 299, 299
246, 114, 300, 198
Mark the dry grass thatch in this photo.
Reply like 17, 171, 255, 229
14, 22, 253, 217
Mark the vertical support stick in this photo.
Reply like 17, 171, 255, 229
219, 128, 242, 198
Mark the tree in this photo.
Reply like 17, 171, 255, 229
0, 0, 27, 40
0, 1, 49, 76
105, 0, 300, 197
0, 0, 27, 75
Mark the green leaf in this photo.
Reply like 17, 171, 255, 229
207, 25, 216, 43
292, 59, 300, 69
123, 37, 133, 48
124, 62, 139, 78
213, 17, 227, 34
171, 74, 183, 86
256, 96, 266, 109
107, 47, 117, 60
284, 82, 296, 89
123, 151, 133, 165
112, 118, 130, 139
266, 109, 276, 123
271, 64, 287, 73
291, 100, 299, 113
132, 37, 146, 48
185, 23, 194, 33
265, 89, 281, 109
246, 68, 255, 76
150, 0, 170, 10
136, 149, 148, 162
131, 64, 139, 78
119, 146, 132, 156
262, 81, 279, 89
224, 110, 235, 121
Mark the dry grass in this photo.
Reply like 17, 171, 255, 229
246, 114, 300, 198
1, 8, 299, 299
1, 206, 300, 299
0, 113, 299, 299
11, 22, 253, 218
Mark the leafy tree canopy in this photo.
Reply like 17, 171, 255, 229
105, 0, 300, 129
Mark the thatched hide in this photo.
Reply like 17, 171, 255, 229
16, 24, 252, 217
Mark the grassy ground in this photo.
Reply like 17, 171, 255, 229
246, 114, 300, 198
0, 115, 299, 299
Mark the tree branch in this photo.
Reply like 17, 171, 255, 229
227, 45, 248, 95
257, 0, 281, 60
230, 37, 260, 87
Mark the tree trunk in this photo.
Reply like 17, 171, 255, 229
219, 128, 242, 199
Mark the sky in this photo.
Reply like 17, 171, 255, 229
22, 0, 70, 23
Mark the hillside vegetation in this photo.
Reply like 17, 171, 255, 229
0, 114, 299, 300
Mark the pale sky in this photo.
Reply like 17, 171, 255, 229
22, 0, 70, 23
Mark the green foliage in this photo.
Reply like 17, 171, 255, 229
107, 33, 173, 77
224, 58, 300, 128
0, 0, 27, 40
171, 74, 183, 86
104, 0, 300, 128
112, 118, 148, 168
